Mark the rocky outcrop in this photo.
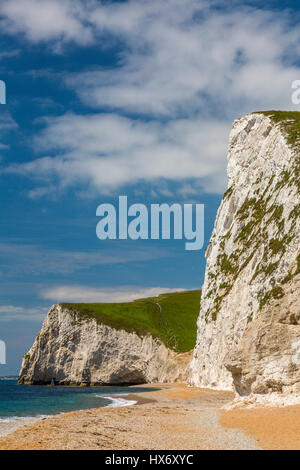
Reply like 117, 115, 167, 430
189, 112, 300, 405
19, 304, 191, 385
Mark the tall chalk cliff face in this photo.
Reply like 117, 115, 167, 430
19, 304, 191, 385
189, 112, 300, 405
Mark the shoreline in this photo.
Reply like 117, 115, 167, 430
0, 385, 299, 449
0, 417, 41, 438
0, 389, 155, 439
0, 385, 256, 450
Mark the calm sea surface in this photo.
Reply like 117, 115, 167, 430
0, 379, 156, 421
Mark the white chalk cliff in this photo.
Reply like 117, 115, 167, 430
18, 304, 191, 385
19, 112, 299, 404
189, 112, 300, 405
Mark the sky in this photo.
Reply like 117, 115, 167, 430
0, 0, 300, 374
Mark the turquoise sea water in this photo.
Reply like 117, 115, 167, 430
0, 379, 156, 421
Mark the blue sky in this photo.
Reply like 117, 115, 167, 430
0, 0, 300, 374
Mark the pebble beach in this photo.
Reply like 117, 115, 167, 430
0, 384, 299, 450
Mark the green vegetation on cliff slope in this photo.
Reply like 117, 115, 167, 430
260, 111, 300, 194
259, 110, 300, 152
205, 111, 300, 322
60, 290, 200, 353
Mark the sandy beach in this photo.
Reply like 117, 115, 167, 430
0, 384, 299, 450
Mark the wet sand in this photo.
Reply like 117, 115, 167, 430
0, 417, 39, 438
0, 385, 299, 450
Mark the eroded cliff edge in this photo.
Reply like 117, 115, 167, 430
189, 112, 300, 406
18, 291, 199, 385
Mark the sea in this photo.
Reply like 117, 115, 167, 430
0, 378, 156, 423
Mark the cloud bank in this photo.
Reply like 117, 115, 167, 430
0, 0, 93, 47
7, 113, 230, 195
2, 0, 300, 196
41, 285, 186, 303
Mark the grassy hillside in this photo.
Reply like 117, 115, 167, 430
60, 290, 201, 353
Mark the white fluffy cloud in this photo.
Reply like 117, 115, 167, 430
2, 1, 300, 195
41, 285, 185, 303
0, 0, 93, 47
6, 113, 230, 194
66, 2, 300, 117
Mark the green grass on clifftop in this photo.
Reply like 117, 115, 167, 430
258, 110, 300, 152
60, 290, 201, 353
258, 111, 300, 195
